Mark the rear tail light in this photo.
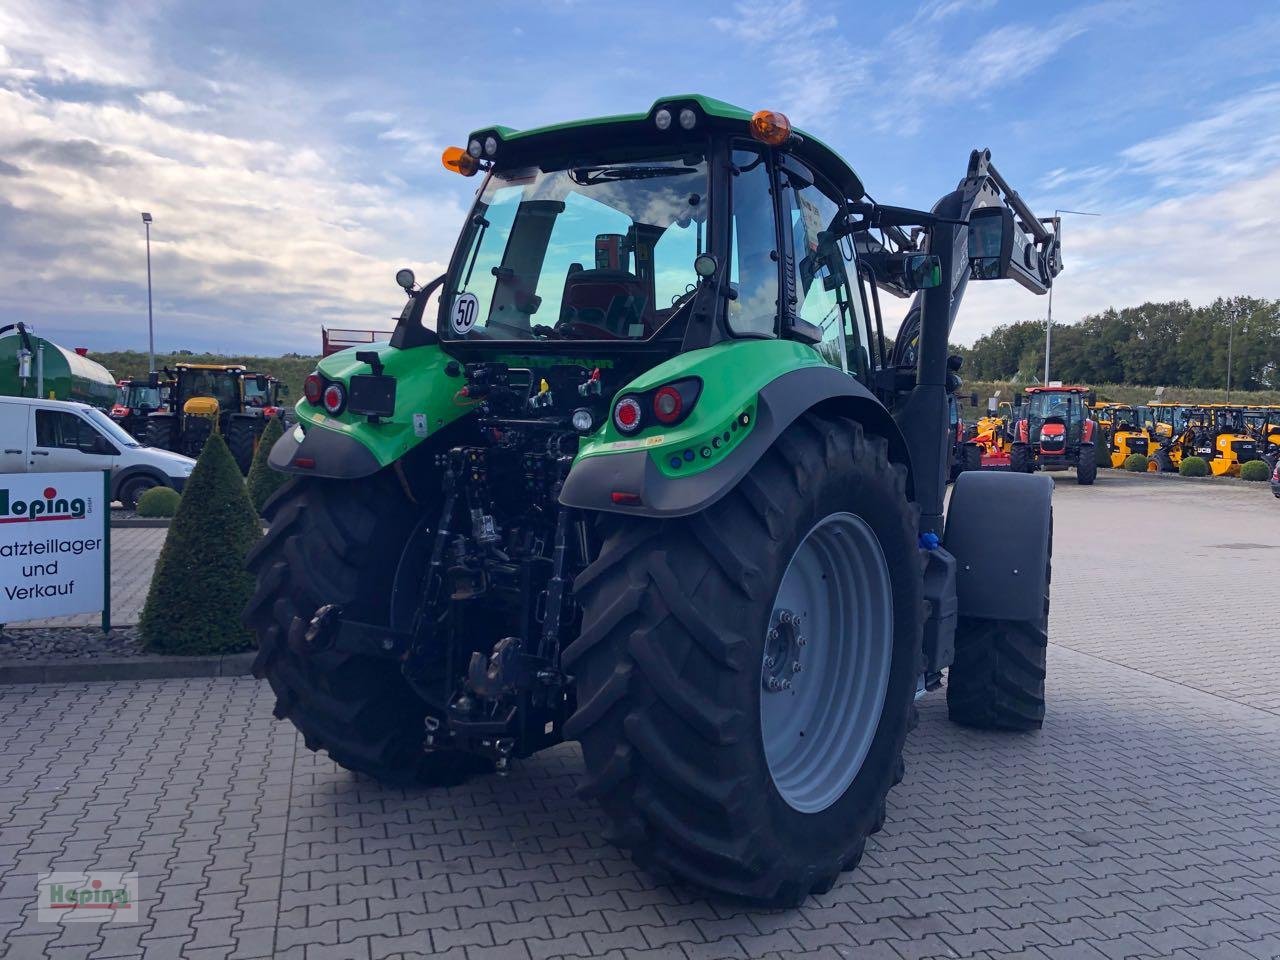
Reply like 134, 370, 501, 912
304, 374, 323, 405
653, 385, 683, 424
322, 383, 346, 415
613, 396, 643, 434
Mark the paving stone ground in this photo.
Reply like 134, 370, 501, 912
1, 472, 1279, 960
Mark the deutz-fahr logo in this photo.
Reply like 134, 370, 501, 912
0, 486, 87, 524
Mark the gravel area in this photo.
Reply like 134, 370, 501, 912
0, 625, 147, 661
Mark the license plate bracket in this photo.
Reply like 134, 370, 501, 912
348, 374, 396, 418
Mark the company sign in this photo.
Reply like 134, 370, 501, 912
0, 472, 108, 622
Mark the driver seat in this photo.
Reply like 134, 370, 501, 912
560, 269, 651, 337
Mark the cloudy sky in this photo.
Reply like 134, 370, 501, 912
1, 0, 1277, 354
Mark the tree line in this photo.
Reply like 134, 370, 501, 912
957, 297, 1280, 390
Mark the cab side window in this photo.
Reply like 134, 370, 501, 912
782, 171, 865, 375
35, 410, 97, 453
727, 147, 780, 337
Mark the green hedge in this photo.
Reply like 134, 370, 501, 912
136, 486, 180, 517
1240, 459, 1271, 482
246, 417, 288, 513
1179, 456, 1209, 477
1123, 453, 1149, 472
139, 433, 262, 655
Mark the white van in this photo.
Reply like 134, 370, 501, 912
0, 395, 195, 508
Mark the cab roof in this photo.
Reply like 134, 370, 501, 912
467, 94, 866, 201
1025, 385, 1090, 394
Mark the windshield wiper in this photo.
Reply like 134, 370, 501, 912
570, 165, 699, 185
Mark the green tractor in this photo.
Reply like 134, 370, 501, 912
247, 97, 1060, 904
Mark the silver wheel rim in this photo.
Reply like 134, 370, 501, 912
760, 511, 894, 814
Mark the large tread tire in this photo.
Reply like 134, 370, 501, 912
144, 416, 176, 452
963, 442, 982, 474
244, 474, 488, 786
1009, 442, 1033, 474
227, 418, 257, 475
947, 513, 1050, 731
1076, 443, 1098, 485
566, 414, 922, 906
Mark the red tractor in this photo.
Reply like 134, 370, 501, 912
1009, 384, 1099, 485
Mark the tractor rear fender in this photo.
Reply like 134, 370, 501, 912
944, 471, 1053, 623
560, 349, 912, 519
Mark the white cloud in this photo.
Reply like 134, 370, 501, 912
948, 164, 1280, 345
0, 1, 467, 353
1122, 83, 1280, 188
0, 0, 159, 87
137, 90, 202, 115
345, 109, 397, 124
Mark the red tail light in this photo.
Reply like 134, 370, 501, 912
304, 374, 323, 405
613, 396, 643, 434
322, 383, 345, 415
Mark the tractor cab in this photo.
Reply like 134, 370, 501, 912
241, 372, 290, 422
110, 376, 168, 439
144, 364, 267, 473
1010, 385, 1099, 483
1099, 403, 1156, 468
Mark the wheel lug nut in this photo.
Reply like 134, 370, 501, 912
782, 679, 792, 690
797, 636, 806, 646
764, 656, 775, 668
768, 629, 779, 641
791, 661, 802, 673
766, 677, 782, 692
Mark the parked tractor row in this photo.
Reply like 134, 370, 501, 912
111, 365, 290, 474
956, 391, 1279, 482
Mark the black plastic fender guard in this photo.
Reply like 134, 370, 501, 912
944, 471, 1053, 623
560, 365, 911, 518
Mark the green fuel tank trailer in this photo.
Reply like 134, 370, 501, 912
0, 323, 118, 411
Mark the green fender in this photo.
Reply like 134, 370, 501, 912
268, 342, 478, 478
560, 340, 911, 517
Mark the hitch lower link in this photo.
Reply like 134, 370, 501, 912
294, 604, 411, 660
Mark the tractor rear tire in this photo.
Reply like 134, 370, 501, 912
1076, 443, 1097, 485
566, 414, 922, 905
227, 417, 257, 475
144, 416, 177, 452
244, 474, 489, 786
962, 442, 982, 474
1010, 442, 1033, 474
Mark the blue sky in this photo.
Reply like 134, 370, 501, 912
1, 0, 1278, 354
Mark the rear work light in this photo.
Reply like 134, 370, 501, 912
322, 383, 346, 415
304, 374, 323, 405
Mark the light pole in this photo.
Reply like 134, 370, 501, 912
141, 212, 155, 373
1043, 207, 1100, 385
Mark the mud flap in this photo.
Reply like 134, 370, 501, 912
943, 471, 1053, 623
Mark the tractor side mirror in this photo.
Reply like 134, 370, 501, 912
278, 383, 289, 396
1013, 391, 1023, 406
987, 397, 998, 412
967, 206, 1049, 294
148, 371, 160, 388
903, 254, 941, 290
256, 375, 269, 390
970, 392, 979, 407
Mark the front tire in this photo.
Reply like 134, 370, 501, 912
566, 415, 922, 905
118, 475, 159, 510
1010, 442, 1033, 474
144, 416, 176, 452
227, 417, 257, 475
1076, 443, 1097, 485
244, 474, 487, 785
